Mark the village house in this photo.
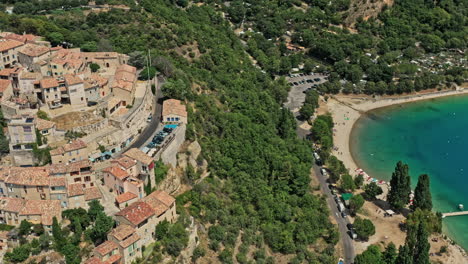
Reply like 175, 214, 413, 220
114, 191, 176, 247
64, 74, 87, 109
36, 118, 57, 139
115, 192, 138, 209
48, 48, 87, 76
37, 78, 62, 109
111, 64, 137, 106
0, 79, 13, 102
3, 166, 51, 200
0, 67, 22, 93
0, 39, 24, 69
122, 148, 155, 185
102, 164, 144, 199
50, 139, 89, 164
17, 43, 50, 71
84, 74, 109, 104
49, 160, 95, 188
1, 32, 42, 45
7, 115, 37, 166
0, 197, 61, 234
66, 183, 102, 210
107, 224, 141, 263
92, 240, 121, 264
162, 99, 187, 124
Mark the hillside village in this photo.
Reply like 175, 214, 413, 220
0, 32, 191, 264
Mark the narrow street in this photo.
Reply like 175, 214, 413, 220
128, 76, 165, 149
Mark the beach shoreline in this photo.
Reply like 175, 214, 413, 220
326, 87, 468, 262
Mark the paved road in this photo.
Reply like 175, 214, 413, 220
289, 81, 355, 263
128, 77, 165, 149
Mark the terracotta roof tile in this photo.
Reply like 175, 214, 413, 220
103, 165, 129, 180
105, 254, 121, 264
18, 43, 49, 57
40, 78, 59, 89
115, 201, 154, 226
109, 224, 135, 241
162, 99, 187, 118
50, 139, 87, 155
84, 257, 103, 264
5, 167, 50, 186
119, 233, 140, 249
19, 200, 61, 226
116, 64, 136, 74
84, 187, 102, 201
67, 183, 84, 197
123, 148, 153, 165
64, 74, 83, 86
111, 156, 136, 169
142, 191, 175, 216
94, 240, 118, 256
0, 197, 25, 213
3, 33, 40, 43
0, 79, 12, 93
0, 39, 24, 52
115, 192, 137, 204
36, 118, 55, 130
0, 67, 22, 77
49, 177, 66, 187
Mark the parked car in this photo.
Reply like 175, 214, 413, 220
147, 114, 152, 122
163, 127, 173, 133
306, 79, 313, 83
346, 223, 354, 230
349, 230, 357, 240
320, 168, 328, 176
341, 211, 347, 218
314, 78, 320, 82
293, 82, 299, 85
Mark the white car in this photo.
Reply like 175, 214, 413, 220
320, 168, 328, 176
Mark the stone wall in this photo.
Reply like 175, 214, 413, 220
155, 124, 186, 167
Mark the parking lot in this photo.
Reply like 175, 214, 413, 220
284, 72, 328, 112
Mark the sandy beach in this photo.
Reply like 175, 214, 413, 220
326, 87, 468, 263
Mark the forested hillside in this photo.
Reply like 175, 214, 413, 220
0, 0, 339, 262
225, 0, 467, 94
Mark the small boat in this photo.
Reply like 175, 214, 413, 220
459, 204, 464, 210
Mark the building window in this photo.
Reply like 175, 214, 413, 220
84, 176, 91, 182
23, 126, 31, 133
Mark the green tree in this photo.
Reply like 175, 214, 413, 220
19, 220, 32, 237
4, 244, 31, 263
354, 174, 364, 189
364, 182, 383, 200
90, 63, 100, 73
138, 66, 157, 80
87, 200, 104, 222
413, 222, 430, 264
52, 217, 66, 252
37, 110, 50, 120
354, 244, 383, 264
326, 155, 347, 182
72, 217, 82, 245
349, 194, 365, 215
388, 161, 411, 210
354, 217, 375, 241
340, 174, 356, 192
382, 242, 398, 264
412, 174, 432, 211
396, 245, 413, 264
62, 243, 81, 264
90, 212, 114, 243
47, 32, 64, 46
155, 220, 170, 240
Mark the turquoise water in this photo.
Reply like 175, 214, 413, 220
351, 95, 468, 250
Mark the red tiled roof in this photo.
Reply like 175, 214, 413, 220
19, 200, 61, 226
40, 78, 59, 89
0, 39, 24, 52
119, 233, 140, 249
5, 167, 50, 186
0, 197, 25, 213
109, 224, 135, 241
50, 139, 87, 155
116, 64, 136, 74
84, 187, 102, 201
111, 156, 136, 169
36, 118, 55, 130
162, 99, 187, 118
123, 148, 153, 165
84, 257, 103, 264
142, 191, 175, 216
67, 183, 84, 197
0, 67, 22, 77
3, 33, 40, 43
94, 240, 118, 256
0, 79, 12, 93
18, 43, 49, 57
115, 201, 155, 226
115, 192, 137, 204
64, 74, 83, 86
49, 177, 66, 187
103, 165, 129, 180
